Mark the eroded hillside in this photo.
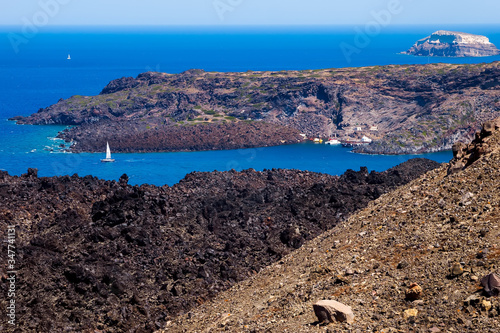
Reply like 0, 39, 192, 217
163, 118, 500, 332
11, 63, 500, 154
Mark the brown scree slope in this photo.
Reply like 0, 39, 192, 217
162, 118, 500, 332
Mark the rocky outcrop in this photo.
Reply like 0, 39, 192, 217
10, 62, 500, 154
403, 31, 500, 57
163, 117, 500, 333
448, 117, 500, 174
0, 159, 439, 331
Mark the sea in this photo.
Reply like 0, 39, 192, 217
1, 25, 499, 186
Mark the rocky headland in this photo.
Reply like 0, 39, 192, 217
403, 30, 500, 57
162, 117, 500, 332
60, 120, 303, 153
10, 62, 500, 154
0, 159, 439, 331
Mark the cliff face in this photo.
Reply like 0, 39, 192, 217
0, 159, 439, 331
404, 31, 500, 57
10, 62, 500, 154
163, 119, 500, 332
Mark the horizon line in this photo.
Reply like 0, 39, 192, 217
1, 23, 500, 28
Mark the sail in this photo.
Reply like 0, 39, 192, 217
101, 142, 115, 162
106, 142, 111, 159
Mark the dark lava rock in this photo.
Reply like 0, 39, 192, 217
0, 158, 440, 331
59, 120, 304, 153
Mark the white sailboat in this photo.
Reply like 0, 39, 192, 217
67, 54, 71, 60
101, 142, 115, 163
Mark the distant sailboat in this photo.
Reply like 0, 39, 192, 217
67, 54, 71, 60
101, 142, 115, 163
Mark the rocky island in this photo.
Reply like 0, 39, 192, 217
10, 62, 500, 154
403, 30, 500, 57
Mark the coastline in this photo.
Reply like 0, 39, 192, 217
9, 62, 500, 156
55, 120, 306, 154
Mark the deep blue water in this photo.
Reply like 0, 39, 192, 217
0, 118, 452, 186
3, 25, 498, 185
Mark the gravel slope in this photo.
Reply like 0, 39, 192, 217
163, 119, 500, 332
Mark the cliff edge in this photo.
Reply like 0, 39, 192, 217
403, 30, 500, 57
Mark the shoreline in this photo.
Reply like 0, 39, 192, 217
10, 62, 500, 155
8, 117, 456, 156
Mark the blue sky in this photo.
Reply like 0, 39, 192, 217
1, 0, 499, 26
